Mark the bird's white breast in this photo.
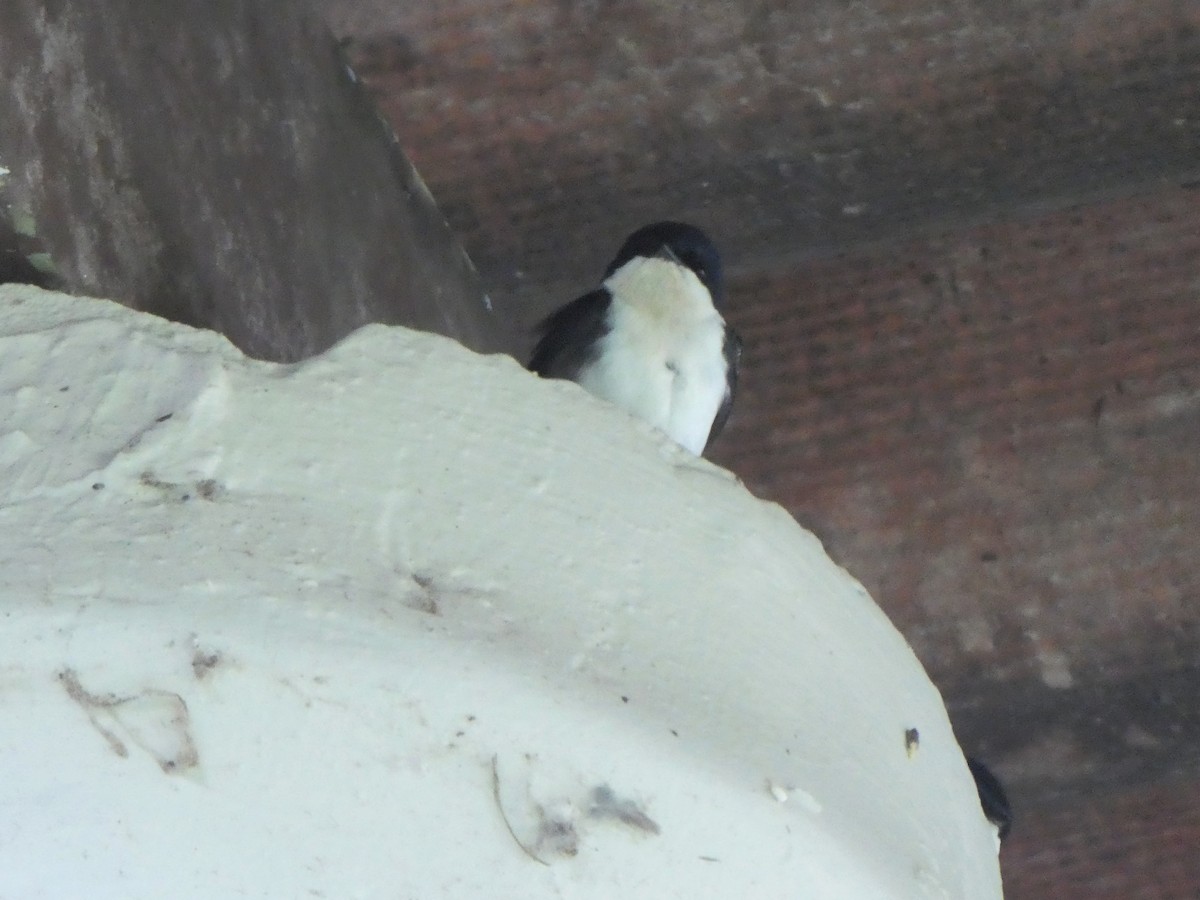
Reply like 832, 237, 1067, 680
577, 257, 729, 455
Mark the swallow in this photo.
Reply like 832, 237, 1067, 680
967, 756, 1013, 844
528, 221, 741, 456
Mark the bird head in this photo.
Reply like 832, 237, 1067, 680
604, 221, 725, 309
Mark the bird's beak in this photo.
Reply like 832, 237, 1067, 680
656, 245, 682, 265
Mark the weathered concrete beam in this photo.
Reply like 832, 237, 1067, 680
0, 0, 515, 361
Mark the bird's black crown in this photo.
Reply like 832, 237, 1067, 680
605, 221, 725, 308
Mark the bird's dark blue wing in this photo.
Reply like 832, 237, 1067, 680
966, 756, 1013, 840
704, 325, 742, 452
527, 289, 612, 380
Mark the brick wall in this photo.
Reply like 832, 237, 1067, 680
711, 185, 1200, 897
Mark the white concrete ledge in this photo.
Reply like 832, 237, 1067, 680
0, 286, 1002, 898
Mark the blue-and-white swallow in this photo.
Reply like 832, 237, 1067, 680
967, 756, 1013, 846
528, 221, 741, 456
